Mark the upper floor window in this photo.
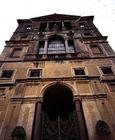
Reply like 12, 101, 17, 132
84, 32, 92, 37
74, 67, 86, 76
26, 25, 32, 31
10, 48, 22, 58
90, 45, 103, 55
28, 69, 42, 78
20, 34, 28, 40
64, 22, 71, 30
49, 22, 62, 31
48, 36, 65, 54
0, 70, 14, 79
100, 66, 114, 75
39, 23, 47, 31
107, 82, 115, 92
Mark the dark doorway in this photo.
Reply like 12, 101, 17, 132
32, 84, 88, 140
41, 84, 79, 140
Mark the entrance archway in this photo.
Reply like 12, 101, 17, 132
32, 83, 88, 140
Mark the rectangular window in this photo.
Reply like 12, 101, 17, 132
10, 48, 22, 58
28, 69, 42, 78
0, 88, 5, 96
20, 34, 28, 40
49, 22, 62, 30
39, 23, 47, 31
64, 22, 71, 30
84, 32, 92, 36
90, 45, 103, 54
100, 66, 113, 75
108, 82, 115, 92
1, 70, 14, 79
74, 68, 86, 76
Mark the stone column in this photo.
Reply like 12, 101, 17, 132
65, 39, 71, 57
32, 101, 42, 140
43, 40, 48, 58
74, 100, 89, 140
62, 22, 65, 30
46, 23, 49, 31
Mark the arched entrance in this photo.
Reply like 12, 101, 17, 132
32, 83, 88, 140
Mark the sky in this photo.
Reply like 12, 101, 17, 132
0, 0, 115, 53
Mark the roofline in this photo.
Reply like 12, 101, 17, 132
17, 14, 94, 24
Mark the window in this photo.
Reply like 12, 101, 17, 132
28, 69, 42, 78
1, 70, 14, 79
74, 68, 86, 76
68, 40, 75, 53
39, 23, 47, 31
0, 88, 5, 96
48, 36, 65, 54
100, 66, 113, 75
10, 48, 22, 58
84, 32, 92, 36
108, 82, 115, 92
64, 22, 71, 30
49, 22, 62, 30
26, 25, 32, 30
20, 34, 28, 40
90, 45, 103, 54
79, 23, 85, 28
38, 41, 45, 54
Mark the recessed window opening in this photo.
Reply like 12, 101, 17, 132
64, 22, 71, 30
28, 69, 41, 78
39, 23, 47, 31
108, 82, 115, 92
90, 45, 103, 54
11, 48, 22, 58
20, 34, 28, 39
1, 70, 14, 79
49, 22, 62, 30
84, 32, 91, 36
74, 68, 85, 76
101, 67, 113, 75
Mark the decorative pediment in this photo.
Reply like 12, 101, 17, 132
31, 13, 80, 21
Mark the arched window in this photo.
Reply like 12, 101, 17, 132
48, 36, 65, 54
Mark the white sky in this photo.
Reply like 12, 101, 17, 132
0, 0, 115, 53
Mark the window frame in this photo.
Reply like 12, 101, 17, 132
73, 67, 87, 77
90, 44, 103, 55
107, 82, 115, 92
10, 48, 22, 58
0, 69, 15, 79
27, 68, 42, 78
99, 66, 114, 76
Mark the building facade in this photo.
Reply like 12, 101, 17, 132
0, 14, 115, 140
